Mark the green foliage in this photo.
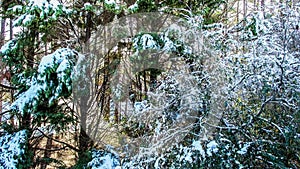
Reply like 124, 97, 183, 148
72, 150, 92, 169
104, 0, 124, 14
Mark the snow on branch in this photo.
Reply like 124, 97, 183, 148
11, 48, 78, 114
0, 130, 27, 169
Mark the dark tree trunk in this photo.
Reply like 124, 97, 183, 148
150, 70, 157, 91
9, 18, 12, 39
78, 127, 93, 161
0, 17, 6, 46
0, 17, 5, 122
40, 135, 53, 169
143, 71, 147, 94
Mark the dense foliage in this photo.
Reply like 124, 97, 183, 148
0, 0, 299, 168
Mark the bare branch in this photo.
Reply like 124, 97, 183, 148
35, 128, 79, 152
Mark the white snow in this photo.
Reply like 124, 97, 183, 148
160, 34, 176, 52
184, 152, 193, 163
38, 48, 71, 74
206, 140, 218, 156
11, 77, 44, 113
154, 156, 165, 169
56, 59, 71, 79
1, 101, 11, 122
192, 140, 205, 158
155, 121, 162, 134
12, 0, 70, 27
29, 0, 60, 8
0, 130, 27, 169
134, 100, 148, 112
183, 46, 192, 54
50, 0, 60, 8
128, 1, 139, 12
84, 2, 92, 8
237, 142, 251, 155
11, 5, 23, 12
105, 0, 116, 5
87, 150, 120, 169
0, 40, 17, 55
142, 34, 158, 49
22, 14, 34, 26
13, 14, 25, 26
12, 48, 77, 114
133, 34, 159, 50
84, 2, 93, 10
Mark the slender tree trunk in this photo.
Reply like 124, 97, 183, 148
79, 127, 93, 158
137, 74, 142, 100
243, 0, 247, 19
261, 0, 265, 16
0, 17, 6, 121
0, 93, 2, 123
243, 0, 247, 52
149, 70, 157, 91
77, 2, 95, 163
236, 0, 239, 24
78, 85, 94, 163
0, 17, 6, 46
77, 74, 95, 163
102, 55, 110, 121
236, 0, 239, 53
224, 0, 228, 24
9, 18, 13, 39
40, 134, 53, 169
143, 71, 147, 94
114, 102, 119, 123
85, 11, 92, 42
9, 18, 14, 126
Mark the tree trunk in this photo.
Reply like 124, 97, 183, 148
261, 0, 265, 16
0, 17, 6, 122
143, 71, 147, 94
150, 70, 157, 91
79, 127, 93, 161
21, 24, 36, 130
9, 18, 12, 39
243, 0, 247, 52
0, 17, 6, 46
40, 135, 53, 169
77, 8, 95, 158
114, 102, 119, 123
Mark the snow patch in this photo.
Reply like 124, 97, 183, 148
128, 1, 139, 12
134, 100, 149, 112
105, 0, 116, 5
237, 142, 251, 155
133, 34, 159, 50
192, 140, 205, 158
0, 40, 17, 55
0, 130, 27, 169
206, 140, 218, 156
87, 150, 120, 169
